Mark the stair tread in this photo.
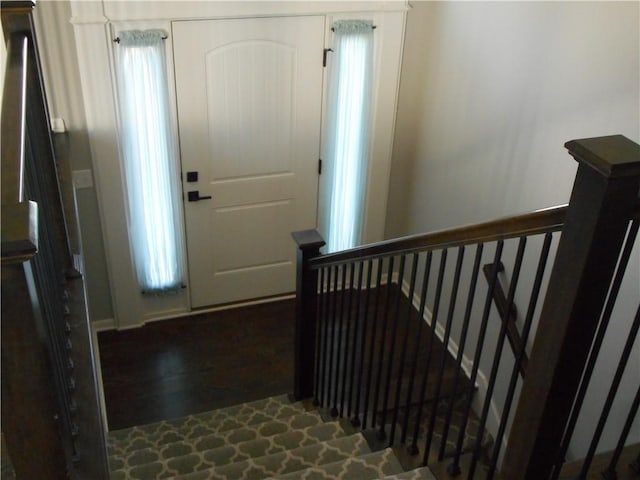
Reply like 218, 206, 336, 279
165, 433, 371, 480
109, 420, 347, 479
265, 448, 403, 479
378, 466, 437, 479
109, 395, 306, 449
109, 409, 321, 458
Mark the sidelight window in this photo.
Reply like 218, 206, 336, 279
321, 20, 374, 253
114, 30, 185, 293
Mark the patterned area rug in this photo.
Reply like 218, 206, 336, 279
108, 395, 438, 480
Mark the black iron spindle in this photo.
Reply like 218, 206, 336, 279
602, 383, 640, 480
319, 266, 333, 407
409, 249, 448, 455
440, 243, 484, 463
449, 240, 504, 476
371, 257, 396, 433
332, 264, 348, 416
578, 304, 640, 479
314, 267, 326, 405
347, 261, 365, 420
340, 263, 356, 416
26, 157, 77, 444
326, 265, 339, 414
486, 233, 553, 480
468, 238, 527, 479
423, 247, 465, 464
363, 258, 385, 429
378, 254, 407, 441
352, 259, 374, 426
403, 251, 433, 449
550, 219, 640, 480
390, 253, 420, 444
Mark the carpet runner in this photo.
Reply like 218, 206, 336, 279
107, 394, 442, 479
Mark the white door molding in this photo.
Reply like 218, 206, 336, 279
70, 0, 406, 328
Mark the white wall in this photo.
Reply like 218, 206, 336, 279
388, 0, 639, 460
33, 1, 114, 322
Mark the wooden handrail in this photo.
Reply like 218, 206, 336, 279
310, 205, 567, 268
1, 30, 37, 264
1, 32, 28, 204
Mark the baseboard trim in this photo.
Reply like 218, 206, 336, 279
92, 318, 115, 332
94, 294, 297, 332
90, 321, 111, 431
180, 294, 296, 319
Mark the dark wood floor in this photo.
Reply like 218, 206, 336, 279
98, 287, 470, 433
98, 300, 296, 431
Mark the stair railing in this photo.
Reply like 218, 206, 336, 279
293, 135, 640, 479
1, 3, 109, 479
483, 262, 528, 378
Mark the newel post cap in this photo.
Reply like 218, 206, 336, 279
291, 229, 326, 250
565, 135, 640, 179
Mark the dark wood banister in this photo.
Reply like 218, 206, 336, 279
1, 27, 38, 263
1, 3, 110, 478
308, 199, 640, 270
294, 134, 640, 479
502, 135, 640, 479
309, 205, 567, 269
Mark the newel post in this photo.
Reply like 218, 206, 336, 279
502, 135, 640, 479
291, 229, 325, 401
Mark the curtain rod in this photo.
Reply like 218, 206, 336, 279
113, 36, 167, 43
331, 26, 377, 32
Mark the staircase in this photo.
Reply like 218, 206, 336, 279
106, 395, 451, 480
2, 29, 638, 477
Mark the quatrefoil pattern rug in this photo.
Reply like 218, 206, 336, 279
108, 395, 438, 480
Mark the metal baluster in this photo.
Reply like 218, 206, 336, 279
332, 264, 348, 417
372, 257, 396, 431
578, 304, 640, 479
347, 261, 365, 421
468, 238, 526, 479
340, 263, 356, 416
440, 244, 484, 463
486, 233, 553, 480
409, 249, 448, 456
550, 219, 640, 480
404, 252, 433, 450
602, 383, 640, 480
314, 267, 326, 405
423, 246, 465, 464
379, 255, 406, 441
320, 266, 333, 407
26, 152, 77, 444
449, 240, 504, 476
390, 253, 420, 444
326, 265, 339, 414
353, 259, 374, 426
363, 258, 385, 429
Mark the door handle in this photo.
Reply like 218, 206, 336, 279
187, 191, 212, 202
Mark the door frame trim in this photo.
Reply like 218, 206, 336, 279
70, 1, 407, 328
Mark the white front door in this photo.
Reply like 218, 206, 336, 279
173, 16, 324, 308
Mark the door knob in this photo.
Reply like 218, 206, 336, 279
187, 191, 212, 202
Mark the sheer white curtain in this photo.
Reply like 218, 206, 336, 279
321, 20, 374, 253
115, 30, 185, 293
